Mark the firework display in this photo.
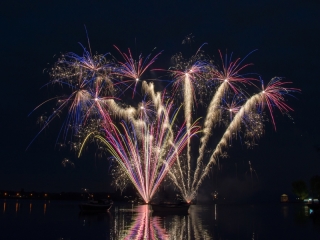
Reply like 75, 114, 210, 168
31, 39, 299, 203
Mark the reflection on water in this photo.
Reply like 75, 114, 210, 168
1, 200, 320, 239
44, 203, 47, 215
161, 207, 213, 239
294, 204, 311, 225
15, 202, 19, 213
79, 203, 213, 239
109, 204, 212, 239
2, 200, 48, 215
121, 205, 168, 239
79, 210, 112, 227
281, 205, 288, 218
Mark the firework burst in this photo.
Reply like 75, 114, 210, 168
259, 77, 298, 130
112, 46, 162, 98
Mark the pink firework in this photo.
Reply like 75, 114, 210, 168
260, 77, 300, 130
212, 50, 257, 93
112, 45, 162, 98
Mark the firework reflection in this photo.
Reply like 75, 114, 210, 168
118, 205, 213, 240
122, 205, 168, 240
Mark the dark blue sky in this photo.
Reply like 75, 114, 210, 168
1, 0, 319, 202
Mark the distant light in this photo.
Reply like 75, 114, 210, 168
136, 78, 139, 81
262, 90, 265, 93
94, 98, 98, 101
224, 78, 228, 82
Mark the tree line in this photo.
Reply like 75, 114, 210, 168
292, 175, 320, 200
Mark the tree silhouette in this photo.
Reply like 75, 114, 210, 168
292, 180, 308, 200
310, 175, 320, 199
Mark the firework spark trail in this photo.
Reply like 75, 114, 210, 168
184, 74, 193, 191
105, 99, 137, 120
164, 68, 205, 201
192, 52, 256, 190
166, 108, 191, 200
192, 81, 228, 189
148, 116, 201, 200
193, 78, 299, 192
166, 56, 209, 197
193, 93, 261, 192
142, 81, 168, 117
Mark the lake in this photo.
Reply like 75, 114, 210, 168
1, 199, 319, 239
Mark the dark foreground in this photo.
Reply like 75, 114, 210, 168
1, 199, 320, 239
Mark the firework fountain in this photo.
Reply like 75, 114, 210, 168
165, 49, 299, 202
78, 95, 200, 203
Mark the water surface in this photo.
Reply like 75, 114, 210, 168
1, 199, 319, 239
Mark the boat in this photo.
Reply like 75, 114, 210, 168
79, 199, 113, 212
151, 202, 190, 214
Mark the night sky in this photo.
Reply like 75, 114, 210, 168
1, 0, 319, 202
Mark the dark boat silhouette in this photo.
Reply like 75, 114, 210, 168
151, 201, 190, 214
79, 199, 113, 212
